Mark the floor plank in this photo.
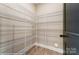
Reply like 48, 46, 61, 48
26, 46, 62, 55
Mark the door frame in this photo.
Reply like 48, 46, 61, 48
63, 3, 66, 55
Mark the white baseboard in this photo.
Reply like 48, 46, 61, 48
35, 43, 63, 54
16, 43, 35, 55
15, 43, 63, 54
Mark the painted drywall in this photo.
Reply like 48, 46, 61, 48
0, 3, 64, 54
36, 3, 63, 50
0, 3, 35, 54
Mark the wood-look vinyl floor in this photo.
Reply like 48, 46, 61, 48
26, 46, 62, 55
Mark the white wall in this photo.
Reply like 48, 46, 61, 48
37, 3, 63, 15
0, 3, 35, 54
36, 3, 63, 52
0, 3, 64, 54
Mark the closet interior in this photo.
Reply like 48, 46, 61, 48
0, 3, 63, 55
